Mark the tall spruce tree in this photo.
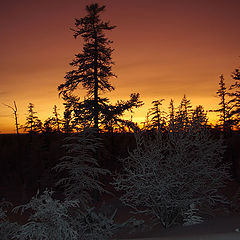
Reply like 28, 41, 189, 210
177, 95, 192, 127
210, 74, 233, 135
52, 105, 61, 132
168, 99, 175, 126
216, 74, 231, 133
229, 67, 240, 129
23, 103, 42, 134
149, 99, 166, 131
58, 3, 116, 132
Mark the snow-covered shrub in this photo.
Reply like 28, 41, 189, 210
126, 218, 147, 235
70, 206, 121, 240
13, 189, 79, 240
183, 203, 203, 226
53, 128, 110, 205
0, 200, 19, 240
52, 128, 122, 239
113, 119, 229, 228
9, 188, 123, 240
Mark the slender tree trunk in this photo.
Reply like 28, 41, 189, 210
94, 71, 98, 131
13, 101, 19, 135
222, 94, 226, 136
92, 29, 101, 202
157, 107, 160, 131
56, 115, 60, 132
14, 111, 19, 135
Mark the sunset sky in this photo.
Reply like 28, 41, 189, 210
0, 0, 240, 133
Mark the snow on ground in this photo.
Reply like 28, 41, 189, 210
116, 215, 240, 240
120, 233, 240, 240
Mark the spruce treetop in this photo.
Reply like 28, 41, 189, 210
58, 3, 116, 97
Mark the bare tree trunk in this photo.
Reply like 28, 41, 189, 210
13, 101, 19, 135
3, 101, 19, 135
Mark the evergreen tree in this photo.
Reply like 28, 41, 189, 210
210, 74, 232, 134
168, 99, 175, 125
192, 105, 207, 126
61, 93, 81, 133
43, 105, 62, 133
149, 99, 166, 131
100, 93, 143, 133
61, 93, 95, 131
58, 3, 142, 132
216, 74, 232, 133
58, 3, 116, 132
176, 95, 192, 128
23, 103, 42, 134
142, 110, 151, 131
229, 67, 240, 129
53, 128, 110, 205
52, 105, 61, 132
43, 117, 54, 133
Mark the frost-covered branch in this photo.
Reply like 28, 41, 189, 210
113, 117, 229, 228
53, 128, 110, 206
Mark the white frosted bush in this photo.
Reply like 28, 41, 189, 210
52, 128, 121, 239
70, 206, 121, 240
53, 128, 110, 206
183, 203, 203, 226
0, 201, 19, 240
113, 120, 229, 228
13, 189, 79, 240
8, 189, 121, 240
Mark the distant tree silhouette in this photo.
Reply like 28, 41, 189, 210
141, 110, 151, 131
229, 67, 240, 129
43, 117, 55, 133
3, 101, 19, 135
217, 75, 228, 123
168, 99, 175, 121
52, 105, 61, 132
192, 105, 207, 125
149, 99, 166, 131
217, 75, 233, 133
43, 105, 62, 133
210, 74, 233, 135
58, 3, 142, 132
176, 95, 192, 127
23, 103, 42, 135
